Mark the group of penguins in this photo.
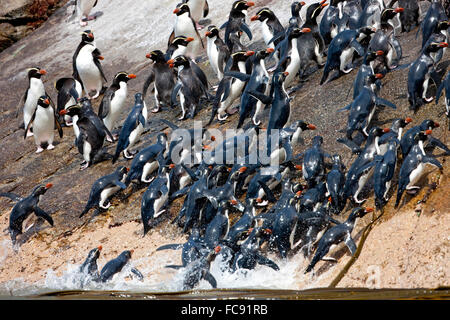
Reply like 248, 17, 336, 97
2, 0, 450, 290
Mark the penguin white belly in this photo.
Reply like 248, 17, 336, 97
104, 83, 128, 132
406, 163, 425, 189
261, 20, 274, 47
72, 115, 80, 138
33, 106, 55, 148
386, 47, 394, 67
83, 140, 92, 163
76, 45, 103, 96
207, 37, 221, 79
364, 106, 377, 136
285, 44, 301, 86
154, 174, 170, 218
175, 14, 200, 57
126, 123, 144, 152
79, 0, 97, 17
180, 173, 191, 189
99, 186, 120, 209
141, 161, 158, 182
218, 61, 247, 115
188, 0, 204, 22
63, 96, 78, 125
23, 78, 45, 128
253, 62, 270, 124
340, 47, 355, 73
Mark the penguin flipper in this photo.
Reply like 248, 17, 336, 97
255, 253, 280, 271
171, 82, 182, 106
203, 271, 217, 288
159, 118, 180, 131
390, 38, 402, 61
355, 161, 376, 177
426, 136, 450, 155
247, 91, 272, 105
165, 264, 184, 269
24, 110, 36, 139
344, 234, 357, 255
113, 180, 127, 189
257, 180, 277, 203
170, 186, 190, 200
168, 29, 175, 50
268, 31, 285, 45
98, 90, 115, 119
181, 164, 199, 181
156, 243, 183, 251
34, 206, 54, 226
435, 78, 445, 105
130, 267, 144, 281
15, 90, 27, 118
350, 39, 365, 57
142, 67, 155, 98
240, 22, 253, 41
92, 49, 107, 82
138, 114, 146, 128
0, 192, 23, 202
422, 155, 443, 170
223, 71, 251, 82
375, 97, 397, 109
55, 116, 64, 138
203, 0, 209, 17
337, 104, 351, 112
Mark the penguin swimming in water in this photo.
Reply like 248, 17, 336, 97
181, 245, 221, 290
79, 166, 128, 218
112, 93, 148, 162
24, 95, 63, 153
169, 2, 204, 60
395, 130, 444, 208
72, 30, 107, 99
18, 67, 48, 137
305, 207, 372, 273
0, 183, 54, 246
98, 71, 137, 140
205, 26, 231, 82
54, 77, 82, 126
168, 55, 209, 120
320, 27, 375, 85
208, 50, 254, 123
203, 200, 234, 249
142, 49, 178, 113
99, 250, 143, 282
222, 0, 254, 52
79, 245, 102, 285
271, 197, 301, 259
407, 41, 448, 113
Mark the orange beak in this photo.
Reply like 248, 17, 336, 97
395, 7, 404, 13
230, 199, 238, 205
295, 164, 302, 170
296, 191, 302, 197
365, 207, 374, 213
214, 246, 221, 253
59, 110, 67, 115
210, 135, 216, 141
264, 228, 272, 234
97, 245, 102, 251
146, 53, 151, 59
97, 56, 104, 60
283, 71, 289, 76
307, 124, 316, 130
173, 8, 180, 14
125, 167, 129, 172
246, 1, 255, 7
434, 122, 440, 128
375, 73, 384, 79
321, 3, 329, 8
239, 166, 247, 173
205, 31, 212, 36
439, 42, 448, 48
266, 47, 275, 53
128, 74, 137, 79
301, 28, 311, 33
405, 117, 413, 123
300, 1, 306, 5
44, 98, 50, 105
88, 33, 94, 39
376, 50, 384, 56
425, 129, 432, 135
256, 198, 263, 203
245, 50, 255, 56
382, 128, 390, 133
169, 164, 175, 169
45, 183, 53, 189
40, 69, 47, 75
250, 15, 259, 21
186, 37, 194, 42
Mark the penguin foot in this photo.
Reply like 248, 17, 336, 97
86, 15, 97, 21
353, 196, 366, 204
342, 67, 353, 74
26, 131, 34, 138
79, 20, 88, 27
80, 161, 90, 170
35, 147, 44, 154
424, 96, 434, 103
151, 105, 161, 113
47, 144, 55, 150
406, 188, 420, 195
217, 112, 228, 121
141, 176, 155, 184
196, 22, 205, 30
123, 150, 136, 159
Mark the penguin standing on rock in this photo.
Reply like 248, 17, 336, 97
79, 166, 128, 218
54, 77, 82, 126
222, 0, 255, 52
98, 72, 137, 140
73, 30, 107, 99
305, 207, 372, 274
205, 26, 230, 82
142, 50, 177, 113
0, 183, 54, 246
24, 96, 63, 153
112, 93, 148, 162
18, 67, 48, 137
250, 8, 285, 53
183, 0, 209, 30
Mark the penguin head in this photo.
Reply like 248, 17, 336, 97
437, 20, 450, 32
31, 183, 53, 197
81, 30, 94, 43
294, 120, 316, 132
290, 27, 312, 39
171, 36, 195, 49
250, 8, 275, 22
307, 0, 328, 22
113, 72, 136, 85
350, 207, 373, 220
37, 96, 50, 108
232, 1, 255, 13
381, 7, 403, 23
134, 93, 144, 106
157, 132, 169, 145
426, 41, 449, 53
87, 246, 102, 260
255, 47, 275, 60
365, 50, 384, 63
120, 250, 133, 261
231, 50, 255, 63
60, 103, 82, 117
167, 55, 190, 68
117, 166, 129, 177
173, 2, 190, 16
273, 71, 289, 84
413, 130, 431, 143
369, 126, 390, 139
421, 119, 440, 131
145, 50, 165, 63
357, 26, 377, 38
27, 67, 46, 79
291, 1, 306, 17
401, 117, 413, 128
205, 25, 220, 38
367, 72, 384, 85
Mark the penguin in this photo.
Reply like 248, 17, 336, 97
99, 250, 143, 282
112, 93, 148, 162
24, 95, 63, 153
79, 166, 128, 218
279, 120, 317, 146
170, 2, 204, 59
338, 73, 396, 144
232, 227, 279, 272
0, 183, 54, 245
358, 0, 386, 30
319, 2, 342, 47
70, 0, 99, 26
436, 70, 450, 130
208, 50, 254, 123
320, 27, 375, 85
271, 198, 300, 259
203, 200, 233, 249
326, 154, 346, 214
142, 49, 178, 113
18, 67, 47, 137
290, 1, 306, 28
54, 77, 82, 126
388, 0, 420, 33
222, 0, 254, 52
302, 136, 330, 188
224, 48, 272, 128
98, 71, 137, 139
395, 130, 444, 208
166, 35, 195, 60
352, 50, 384, 99
125, 133, 168, 186
183, 0, 209, 30
305, 207, 372, 273
298, 181, 328, 212
419, 0, 448, 49
250, 8, 285, 59
224, 198, 258, 249
79, 245, 102, 284
377, 117, 412, 155
342, 127, 389, 203
72, 30, 107, 99
407, 41, 449, 112
341, 0, 364, 30
272, 27, 312, 89
181, 245, 221, 290
168, 55, 209, 120
156, 228, 206, 268
424, 22, 450, 64
141, 159, 171, 236
400, 119, 440, 159
205, 25, 231, 82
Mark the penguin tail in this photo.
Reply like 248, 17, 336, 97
394, 191, 402, 209
79, 206, 91, 218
